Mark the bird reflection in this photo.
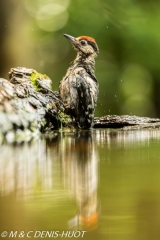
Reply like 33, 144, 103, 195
59, 131, 99, 231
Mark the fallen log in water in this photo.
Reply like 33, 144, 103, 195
0, 67, 160, 143
93, 115, 160, 129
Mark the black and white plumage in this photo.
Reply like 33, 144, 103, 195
59, 34, 99, 129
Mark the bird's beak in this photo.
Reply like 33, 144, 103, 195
63, 34, 76, 43
63, 34, 82, 53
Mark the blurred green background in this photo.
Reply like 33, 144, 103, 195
0, 0, 160, 117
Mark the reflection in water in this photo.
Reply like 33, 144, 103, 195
0, 131, 99, 231
1, 129, 160, 239
96, 129, 160, 147
0, 139, 50, 199
59, 131, 99, 230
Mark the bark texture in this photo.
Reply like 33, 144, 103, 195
94, 115, 160, 129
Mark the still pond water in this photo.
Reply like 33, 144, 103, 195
0, 129, 160, 240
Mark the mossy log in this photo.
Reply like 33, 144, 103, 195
0, 67, 71, 142
0, 67, 160, 142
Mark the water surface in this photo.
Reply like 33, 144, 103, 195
0, 129, 160, 240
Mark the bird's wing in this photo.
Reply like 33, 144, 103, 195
78, 68, 99, 110
59, 70, 79, 114
76, 69, 99, 128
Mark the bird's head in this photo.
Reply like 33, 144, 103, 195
64, 34, 99, 58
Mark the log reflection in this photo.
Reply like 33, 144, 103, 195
95, 129, 160, 147
0, 139, 51, 198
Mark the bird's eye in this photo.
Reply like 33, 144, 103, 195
80, 40, 86, 45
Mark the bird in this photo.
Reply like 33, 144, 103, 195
59, 34, 99, 129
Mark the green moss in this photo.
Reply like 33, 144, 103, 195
46, 104, 51, 110
30, 71, 49, 91
57, 112, 70, 125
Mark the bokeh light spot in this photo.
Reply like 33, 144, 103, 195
36, 4, 68, 32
